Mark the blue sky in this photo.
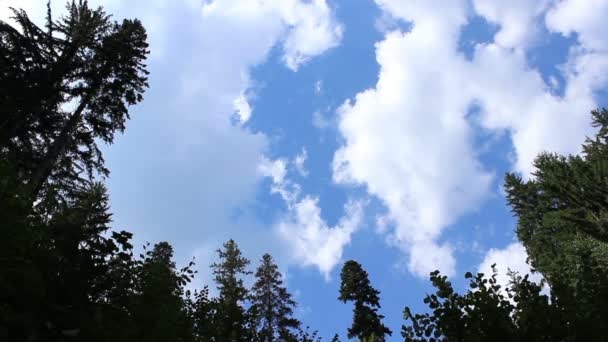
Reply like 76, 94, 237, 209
4, 0, 608, 340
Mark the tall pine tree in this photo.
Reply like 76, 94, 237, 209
249, 253, 301, 341
131, 242, 194, 342
211, 239, 251, 341
0, 0, 149, 202
339, 260, 391, 342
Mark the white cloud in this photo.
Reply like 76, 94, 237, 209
333, 0, 608, 278
546, 0, 608, 52
294, 148, 309, 177
233, 93, 253, 124
259, 157, 301, 204
201, 0, 343, 71
478, 242, 544, 293
469, 44, 599, 176
333, 1, 491, 278
408, 241, 457, 278
278, 0, 344, 70
472, 0, 552, 48
259, 157, 288, 185
260, 156, 363, 280
277, 197, 363, 280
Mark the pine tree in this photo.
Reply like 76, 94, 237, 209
504, 108, 608, 339
0, 181, 140, 341
131, 242, 194, 342
0, 2, 148, 338
338, 260, 391, 342
211, 239, 251, 341
0, 0, 149, 202
249, 253, 301, 341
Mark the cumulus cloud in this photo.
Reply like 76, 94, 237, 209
334, 0, 608, 278
201, 0, 343, 71
333, 0, 490, 278
478, 242, 544, 294
277, 197, 363, 280
472, 0, 552, 48
546, 0, 608, 52
260, 156, 363, 280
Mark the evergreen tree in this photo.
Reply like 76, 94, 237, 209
131, 242, 194, 342
338, 260, 391, 342
0, 181, 139, 341
0, 0, 149, 202
250, 253, 301, 341
211, 239, 251, 341
504, 108, 608, 339
0, 3, 149, 339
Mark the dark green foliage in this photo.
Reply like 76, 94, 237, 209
250, 253, 301, 341
296, 326, 322, 342
131, 242, 195, 342
0, 182, 140, 341
339, 260, 391, 342
211, 239, 252, 341
504, 107, 608, 339
188, 286, 218, 341
0, 2, 150, 340
401, 268, 561, 342
0, 0, 149, 202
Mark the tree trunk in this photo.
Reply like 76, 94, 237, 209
28, 91, 93, 199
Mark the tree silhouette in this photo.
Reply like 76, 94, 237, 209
339, 260, 391, 341
211, 239, 251, 341
0, 181, 140, 341
0, 0, 149, 202
188, 285, 218, 341
131, 242, 194, 342
250, 253, 301, 341
0, 3, 149, 340
401, 268, 561, 342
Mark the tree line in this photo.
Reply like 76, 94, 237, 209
1, 2, 607, 341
